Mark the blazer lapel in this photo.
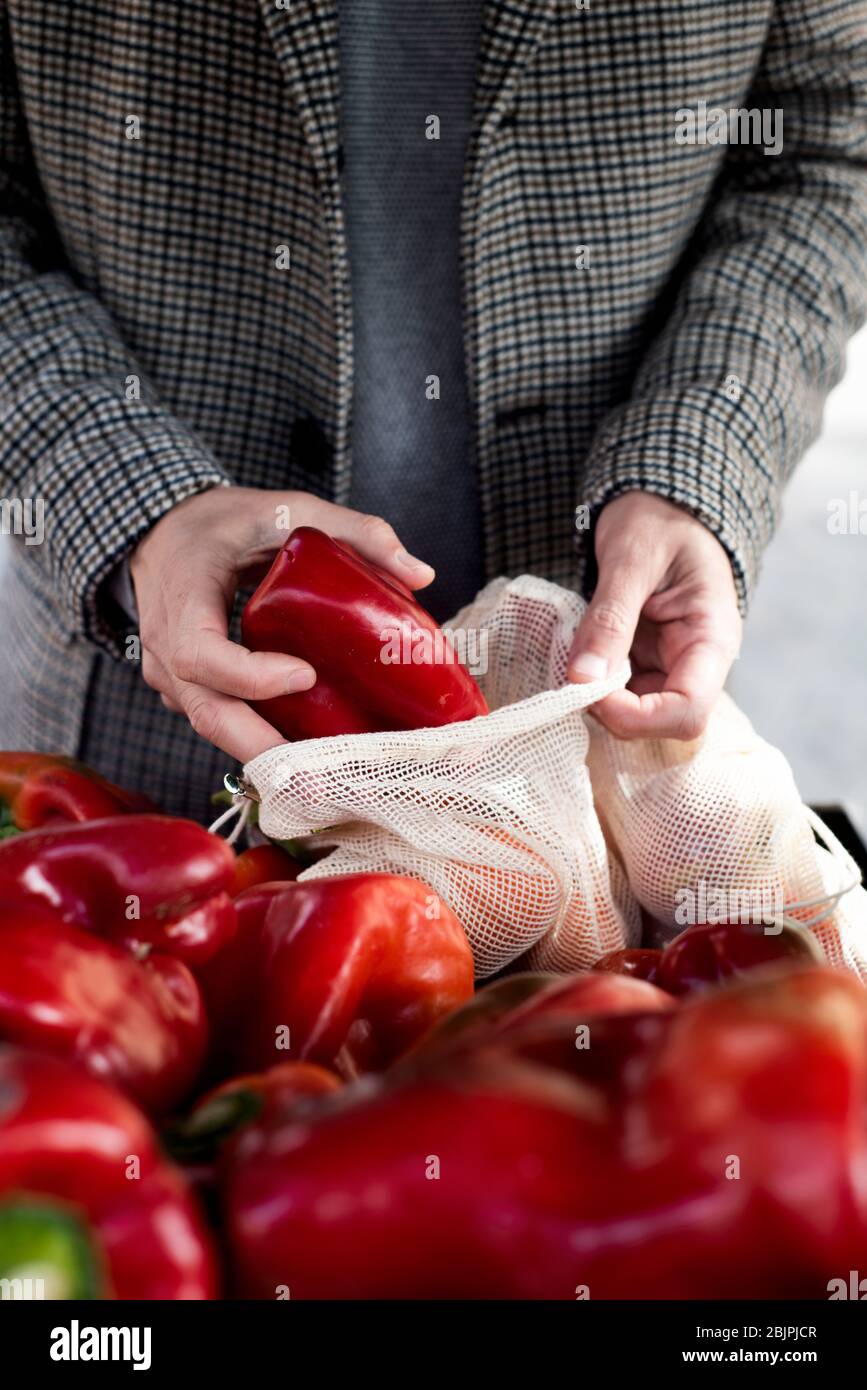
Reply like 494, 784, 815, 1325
255, 0, 341, 194
256, 0, 556, 192
472, 0, 557, 158
463, 0, 557, 567
255, 0, 352, 473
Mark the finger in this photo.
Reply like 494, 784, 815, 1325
628, 619, 662, 674
626, 669, 666, 697
590, 687, 709, 741
171, 625, 316, 702
157, 565, 316, 700
141, 645, 172, 697
568, 557, 655, 684
176, 678, 287, 764
141, 646, 184, 713
293, 497, 437, 589
667, 638, 733, 709
591, 640, 732, 740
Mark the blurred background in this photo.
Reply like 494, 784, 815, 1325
728, 324, 867, 838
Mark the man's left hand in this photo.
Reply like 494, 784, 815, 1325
569, 491, 742, 740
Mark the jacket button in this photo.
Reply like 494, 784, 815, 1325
289, 416, 334, 475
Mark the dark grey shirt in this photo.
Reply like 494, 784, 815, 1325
338, 0, 484, 621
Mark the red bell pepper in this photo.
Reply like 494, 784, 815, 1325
412, 969, 676, 1110
0, 1048, 217, 1298
221, 1034, 740, 1301
0, 902, 207, 1113
408, 972, 558, 1053
654, 918, 822, 995
232, 843, 301, 896
195, 1062, 341, 1134
241, 526, 488, 739
222, 967, 867, 1299
201, 874, 474, 1078
629, 968, 867, 1295
593, 947, 664, 984
0, 752, 153, 833
513, 1010, 676, 1103
415, 968, 673, 1059
0, 815, 237, 967
165, 1062, 341, 1196
506, 967, 867, 1297
493, 971, 672, 1030
223, 1049, 614, 1299
197, 882, 292, 1075
594, 922, 821, 995
483, 973, 674, 1105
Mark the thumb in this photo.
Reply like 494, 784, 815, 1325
568, 565, 649, 684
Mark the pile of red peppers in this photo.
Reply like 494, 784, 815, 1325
0, 749, 477, 1297
1, 542, 866, 1300
3, 753, 866, 1302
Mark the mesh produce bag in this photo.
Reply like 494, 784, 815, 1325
809, 846, 867, 979
586, 694, 867, 979
237, 575, 641, 977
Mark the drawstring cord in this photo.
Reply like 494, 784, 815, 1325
782, 806, 863, 929
207, 773, 257, 846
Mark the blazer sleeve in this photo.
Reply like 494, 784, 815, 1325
580, 0, 867, 612
0, 6, 230, 657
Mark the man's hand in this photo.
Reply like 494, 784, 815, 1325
569, 492, 742, 740
130, 488, 435, 764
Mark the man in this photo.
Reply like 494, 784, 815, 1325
1, 1, 864, 819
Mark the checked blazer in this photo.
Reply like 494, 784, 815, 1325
0, 1, 866, 818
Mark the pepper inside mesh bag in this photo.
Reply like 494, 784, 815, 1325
242, 575, 640, 976
587, 694, 867, 980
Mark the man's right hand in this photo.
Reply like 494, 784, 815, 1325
129, 488, 435, 764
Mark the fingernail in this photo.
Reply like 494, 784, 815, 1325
397, 548, 435, 578
285, 665, 316, 693
570, 652, 608, 680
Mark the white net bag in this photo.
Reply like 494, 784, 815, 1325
586, 693, 866, 979
809, 846, 867, 981
239, 575, 641, 977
